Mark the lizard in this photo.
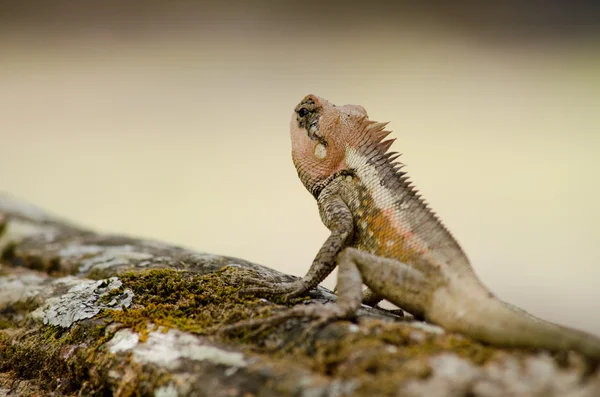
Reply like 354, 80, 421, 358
221, 94, 600, 360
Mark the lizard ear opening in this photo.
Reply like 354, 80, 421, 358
314, 143, 327, 159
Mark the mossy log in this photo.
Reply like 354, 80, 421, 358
0, 194, 598, 397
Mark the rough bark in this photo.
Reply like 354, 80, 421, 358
0, 194, 598, 397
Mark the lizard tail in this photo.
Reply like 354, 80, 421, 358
428, 277, 600, 359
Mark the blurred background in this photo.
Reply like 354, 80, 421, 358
1, 1, 599, 335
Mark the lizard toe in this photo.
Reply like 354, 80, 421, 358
236, 286, 273, 297
242, 277, 275, 287
217, 305, 315, 336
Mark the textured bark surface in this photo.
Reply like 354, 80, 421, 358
0, 194, 599, 397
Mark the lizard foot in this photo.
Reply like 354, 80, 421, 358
238, 279, 309, 302
217, 303, 353, 340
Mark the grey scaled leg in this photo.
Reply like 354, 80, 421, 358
339, 247, 430, 319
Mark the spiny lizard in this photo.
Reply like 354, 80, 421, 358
223, 94, 600, 360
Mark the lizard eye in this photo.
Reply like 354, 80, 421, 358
297, 107, 309, 117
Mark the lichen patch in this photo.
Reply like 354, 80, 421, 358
108, 328, 247, 370
32, 277, 133, 327
108, 326, 141, 353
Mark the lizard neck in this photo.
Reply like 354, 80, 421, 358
310, 169, 356, 200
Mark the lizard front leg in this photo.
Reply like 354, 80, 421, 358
239, 191, 354, 301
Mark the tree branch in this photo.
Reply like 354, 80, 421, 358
0, 194, 597, 397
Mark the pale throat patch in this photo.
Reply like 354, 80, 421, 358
345, 147, 395, 211
314, 143, 327, 159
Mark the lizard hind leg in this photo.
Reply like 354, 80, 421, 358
361, 288, 406, 318
361, 288, 384, 307
338, 247, 431, 320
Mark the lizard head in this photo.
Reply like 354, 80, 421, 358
290, 94, 393, 195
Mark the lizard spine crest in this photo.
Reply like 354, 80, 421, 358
346, 117, 469, 268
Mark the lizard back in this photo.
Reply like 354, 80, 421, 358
341, 117, 472, 275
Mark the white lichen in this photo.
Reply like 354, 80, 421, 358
107, 328, 247, 370
31, 277, 133, 327
108, 327, 140, 352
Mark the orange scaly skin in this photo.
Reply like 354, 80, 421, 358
222, 95, 600, 360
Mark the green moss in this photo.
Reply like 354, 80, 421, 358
0, 318, 13, 329
1, 326, 93, 393
0, 318, 171, 396
0, 266, 311, 395
102, 267, 284, 342
0, 290, 170, 396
